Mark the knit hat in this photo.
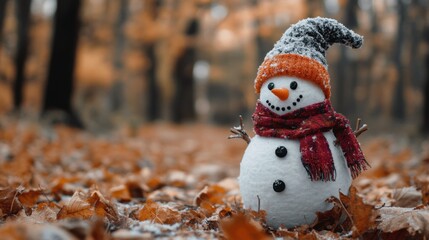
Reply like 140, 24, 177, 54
254, 17, 363, 98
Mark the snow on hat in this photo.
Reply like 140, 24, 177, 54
254, 17, 363, 98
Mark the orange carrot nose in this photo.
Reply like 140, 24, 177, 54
271, 88, 289, 101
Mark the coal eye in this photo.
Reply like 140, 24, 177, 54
290, 81, 298, 90
268, 82, 275, 90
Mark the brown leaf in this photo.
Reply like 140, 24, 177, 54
276, 228, 298, 239
0, 222, 75, 240
419, 183, 429, 205
0, 187, 22, 217
391, 187, 422, 208
109, 185, 131, 202
137, 200, 181, 224
221, 213, 269, 240
300, 230, 340, 240
339, 187, 376, 237
194, 185, 227, 206
0, 223, 27, 240
125, 181, 145, 198
199, 200, 216, 216
87, 190, 119, 222
378, 206, 429, 236
146, 176, 164, 190
57, 191, 93, 220
311, 198, 343, 231
18, 202, 58, 223
51, 177, 80, 196
17, 189, 43, 208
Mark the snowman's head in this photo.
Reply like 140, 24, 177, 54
259, 76, 325, 115
254, 18, 364, 116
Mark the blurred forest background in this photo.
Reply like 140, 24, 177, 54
0, 0, 429, 135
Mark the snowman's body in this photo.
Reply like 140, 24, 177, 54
239, 133, 351, 228
236, 17, 366, 229
238, 76, 352, 228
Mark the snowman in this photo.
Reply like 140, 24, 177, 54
229, 17, 369, 228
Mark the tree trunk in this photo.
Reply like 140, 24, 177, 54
336, 0, 359, 116
423, 22, 429, 133
43, 0, 82, 127
392, 0, 407, 120
13, 0, 31, 110
146, 44, 160, 121
424, 54, 429, 133
109, 0, 128, 112
172, 18, 199, 123
0, 0, 8, 42
145, 0, 162, 121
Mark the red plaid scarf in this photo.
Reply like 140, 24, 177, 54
252, 99, 368, 181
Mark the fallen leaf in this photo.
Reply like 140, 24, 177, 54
17, 189, 44, 208
311, 198, 343, 231
418, 182, 429, 205
51, 177, 80, 196
18, 202, 58, 223
378, 206, 429, 236
0, 223, 26, 240
221, 213, 269, 240
391, 187, 422, 208
339, 187, 376, 237
194, 184, 227, 206
57, 191, 93, 220
109, 185, 131, 202
87, 190, 119, 222
0, 222, 75, 240
137, 200, 181, 224
125, 181, 145, 198
0, 187, 22, 217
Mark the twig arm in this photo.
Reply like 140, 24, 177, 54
353, 118, 368, 138
228, 115, 251, 144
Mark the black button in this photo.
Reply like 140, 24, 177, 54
273, 180, 286, 192
275, 146, 287, 158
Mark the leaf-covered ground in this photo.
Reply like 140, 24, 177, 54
0, 120, 428, 239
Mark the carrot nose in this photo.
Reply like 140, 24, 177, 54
271, 88, 289, 101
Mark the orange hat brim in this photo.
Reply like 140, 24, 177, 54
254, 54, 331, 98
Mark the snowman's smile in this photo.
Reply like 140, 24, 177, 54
266, 94, 304, 113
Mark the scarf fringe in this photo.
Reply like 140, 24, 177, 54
303, 163, 337, 182
348, 159, 369, 179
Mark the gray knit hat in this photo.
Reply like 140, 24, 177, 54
255, 17, 363, 97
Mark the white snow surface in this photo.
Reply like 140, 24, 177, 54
239, 132, 352, 228
259, 76, 325, 115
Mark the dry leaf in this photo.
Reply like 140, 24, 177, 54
378, 207, 429, 236
137, 200, 181, 224
57, 191, 94, 220
194, 184, 227, 206
0, 223, 27, 240
17, 189, 44, 208
339, 187, 376, 237
0, 222, 75, 240
300, 230, 340, 240
125, 181, 145, 198
109, 185, 132, 202
18, 202, 58, 223
221, 213, 269, 240
0, 187, 22, 217
311, 198, 343, 231
391, 187, 422, 208
87, 190, 119, 222
418, 182, 429, 205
